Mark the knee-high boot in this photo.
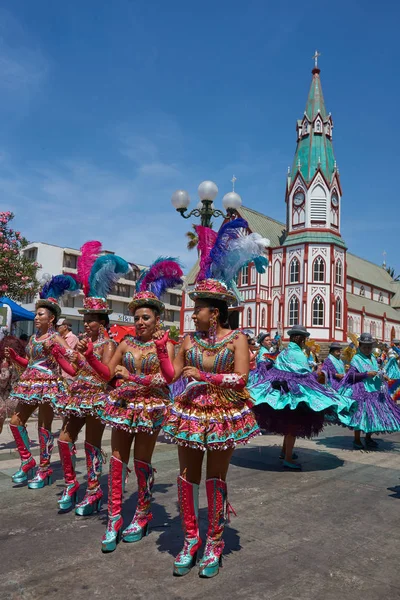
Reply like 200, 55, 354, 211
10, 424, 36, 484
122, 459, 155, 543
173, 476, 202, 577
75, 441, 104, 516
28, 427, 54, 489
101, 456, 126, 553
58, 440, 80, 510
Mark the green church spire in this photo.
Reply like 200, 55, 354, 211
291, 54, 336, 186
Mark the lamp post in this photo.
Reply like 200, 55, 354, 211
171, 180, 242, 228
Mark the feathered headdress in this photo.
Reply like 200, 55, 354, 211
190, 218, 270, 306
342, 332, 359, 364
129, 257, 184, 313
36, 275, 80, 319
77, 240, 131, 314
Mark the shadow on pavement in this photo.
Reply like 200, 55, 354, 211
315, 435, 400, 452
231, 445, 344, 472
387, 485, 400, 499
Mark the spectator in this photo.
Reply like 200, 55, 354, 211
56, 319, 79, 350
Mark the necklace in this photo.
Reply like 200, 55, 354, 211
192, 331, 239, 356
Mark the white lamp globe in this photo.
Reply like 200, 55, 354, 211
171, 190, 190, 209
222, 191, 242, 210
198, 180, 218, 202
197, 201, 215, 210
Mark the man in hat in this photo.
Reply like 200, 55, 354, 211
56, 318, 79, 350
322, 342, 345, 390
343, 332, 400, 449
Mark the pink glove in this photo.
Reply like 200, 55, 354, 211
51, 345, 77, 377
199, 371, 247, 390
84, 340, 111, 381
128, 373, 155, 386
7, 347, 28, 368
154, 331, 174, 384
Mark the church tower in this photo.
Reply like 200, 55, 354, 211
280, 54, 347, 341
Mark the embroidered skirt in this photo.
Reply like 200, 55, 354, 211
9, 369, 68, 407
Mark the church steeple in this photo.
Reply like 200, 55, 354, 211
291, 54, 336, 185
285, 53, 344, 246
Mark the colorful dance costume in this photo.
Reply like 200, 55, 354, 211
162, 218, 270, 578
248, 329, 355, 440
321, 343, 346, 391
9, 275, 78, 488
52, 241, 130, 514
342, 343, 400, 434
384, 341, 400, 402
88, 257, 183, 552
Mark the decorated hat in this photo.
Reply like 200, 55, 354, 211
329, 342, 342, 351
287, 324, 310, 338
129, 257, 184, 314
36, 275, 80, 320
76, 241, 131, 315
189, 218, 270, 307
257, 331, 271, 344
358, 332, 374, 345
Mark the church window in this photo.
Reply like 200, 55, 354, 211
247, 308, 252, 327
348, 316, 354, 333
289, 258, 300, 283
310, 184, 327, 225
370, 322, 376, 337
312, 295, 324, 326
261, 308, 266, 328
251, 266, 256, 284
303, 122, 308, 134
360, 285, 365, 297
335, 260, 343, 285
273, 260, 281, 286
378, 292, 383, 302
335, 298, 342, 328
241, 266, 248, 286
316, 121, 321, 132
288, 296, 299, 327
313, 256, 325, 282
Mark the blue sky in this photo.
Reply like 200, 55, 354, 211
1, 0, 399, 274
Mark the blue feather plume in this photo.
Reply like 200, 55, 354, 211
137, 257, 183, 298
88, 255, 131, 298
40, 275, 80, 300
205, 218, 248, 279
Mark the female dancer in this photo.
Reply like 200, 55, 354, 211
52, 243, 130, 514
6, 276, 78, 488
321, 342, 346, 390
342, 332, 400, 449
0, 335, 26, 434
86, 258, 183, 552
249, 325, 355, 470
161, 218, 269, 578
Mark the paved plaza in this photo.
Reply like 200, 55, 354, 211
1, 420, 400, 600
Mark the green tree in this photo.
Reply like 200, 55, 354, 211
185, 224, 198, 251
386, 266, 400, 281
0, 211, 41, 301
168, 325, 180, 341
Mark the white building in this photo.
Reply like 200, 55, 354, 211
22, 242, 183, 335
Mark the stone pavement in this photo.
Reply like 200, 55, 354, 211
1, 419, 400, 600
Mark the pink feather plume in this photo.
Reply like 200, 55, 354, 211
77, 240, 102, 296
194, 226, 218, 282
139, 257, 183, 297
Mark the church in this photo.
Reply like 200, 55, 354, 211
181, 61, 400, 343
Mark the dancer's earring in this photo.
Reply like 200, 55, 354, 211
208, 313, 218, 345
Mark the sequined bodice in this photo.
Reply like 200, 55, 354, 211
27, 333, 58, 374
123, 336, 160, 376
185, 331, 239, 374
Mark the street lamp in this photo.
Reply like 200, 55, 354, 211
171, 180, 242, 228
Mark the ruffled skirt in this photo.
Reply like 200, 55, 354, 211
346, 384, 400, 433
97, 381, 170, 434
162, 381, 260, 451
9, 370, 68, 407
54, 379, 108, 418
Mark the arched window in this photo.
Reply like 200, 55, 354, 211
273, 260, 281, 286
335, 298, 342, 328
289, 257, 300, 283
251, 266, 256, 284
303, 122, 308, 134
360, 285, 365, 297
348, 316, 354, 333
312, 295, 324, 326
310, 184, 327, 225
313, 257, 325, 282
273, 298, 279, 327
316, 121, 321, 132
247, 308, 252, 327
370, 322, 376, 337
335, 260, 342, 285
288, 296, 299, 327
261, 308, 266, 328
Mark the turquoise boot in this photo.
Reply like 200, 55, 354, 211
10, 424, 36, 484
101, 456, 126, 553
58, 440, 80, 510
28, 428, 54, 489
122, 459, 154, 543
75, 442, 104, 516
173, 476, 201, 577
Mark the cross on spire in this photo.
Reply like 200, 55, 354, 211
383, 250, 387, 268
312, 50, 321, 69
231, 175, 237, 191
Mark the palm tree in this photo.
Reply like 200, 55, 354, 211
385, 266, 400, 281
185, 225, 198, 251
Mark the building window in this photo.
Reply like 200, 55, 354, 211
63, 253, 78, 269
251, 266, 256, 284
241, 266, 249, 286
335, 298, 342, 328
288, 296, 299, 327
169, 294, 182, 307
310, 184, 327, 225
335, 260, 342, 285
24, 293, 35, 303
312, 295, 324, 326
247, 308, 252, 327
25, 248, 38, 261
164, 309, 175, 322
348, 316, 354, 333
360, 285, 365, 297
289, 258, 300, 283
123, 264, 140, 282
261, 308, 266, 328
313, 257, 325, 282
63, 296, 75, 308
370, 322, 377, 337
273, 260, 281, 286
112, 284, 131, 298
316, 121, 321, 132
378, 292, 383, 303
